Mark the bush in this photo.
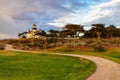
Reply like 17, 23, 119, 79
7, 39, 18, 44
0, 44, 5, 50
93, 44, 106, 52
62, 47, 73, 52
46, 38, 57, 44
20, 45, 29, 50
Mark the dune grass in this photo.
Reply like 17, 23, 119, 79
0, 50, 96, 80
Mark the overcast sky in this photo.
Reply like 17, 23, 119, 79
0, 0, 120, 39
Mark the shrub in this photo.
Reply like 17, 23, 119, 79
46, 38, 57, 44
0, 44, 5, 50
39, 44, 45, 49
62, 47, 74, 52
47, 43, 55, 48
20, 45, 29, 50
7, 39, 18, 44
93, 44, 106, 52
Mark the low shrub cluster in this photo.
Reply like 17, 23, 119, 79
0, 44, 5, 50
1, 37, 119, 51
12, 38, 58, 50
93, 44, 107, 52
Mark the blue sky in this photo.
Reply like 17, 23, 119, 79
0, 0, 119, 38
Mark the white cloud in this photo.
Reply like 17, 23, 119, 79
0, 12, 26, 39
83, 7, 112, 23
47, 13, 78, 27
49, 0, 120, 29
82, 0, 120, 27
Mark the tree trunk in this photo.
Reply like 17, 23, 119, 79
96, 32, 101, 39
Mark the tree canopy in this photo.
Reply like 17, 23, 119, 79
18, 23, 120, 39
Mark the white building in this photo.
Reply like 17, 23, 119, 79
26, 24, 41, 38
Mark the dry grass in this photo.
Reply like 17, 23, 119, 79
0, 50, 16, 56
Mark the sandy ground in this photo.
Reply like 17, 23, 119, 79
5, 44, 120, 80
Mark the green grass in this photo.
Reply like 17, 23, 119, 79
0, 50, 96, 80
52, 47, 120, 63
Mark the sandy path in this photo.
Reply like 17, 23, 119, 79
5, 44, 120, 80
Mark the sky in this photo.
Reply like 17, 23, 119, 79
0, 0, 120, 39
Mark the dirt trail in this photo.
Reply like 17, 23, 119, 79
5, 44, 120, 80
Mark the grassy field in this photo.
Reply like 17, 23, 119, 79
0, 50, 96, 80
52, 47, 120, 63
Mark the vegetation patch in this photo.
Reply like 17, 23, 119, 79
93, 44, 107, 52
0, 43, 5, 50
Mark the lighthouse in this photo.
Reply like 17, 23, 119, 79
32, 24, 37, 32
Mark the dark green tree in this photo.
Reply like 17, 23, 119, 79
91, 24, 106, 39
48, 30, 60, 37
18, 32, 27, 38
36, 29, 46, 36
106, 25, 117, 38
18, 33, 22, 38
64, 24, 85, 37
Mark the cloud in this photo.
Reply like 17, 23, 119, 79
50, 0, 120, 30
83, 0, 120, 27
0, 0, 74, 25
47, 13, 78, 27
0, 12, 27, 39
46, 0, 112, 28
0, 0, 74, 19
0, 0, 103, 23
